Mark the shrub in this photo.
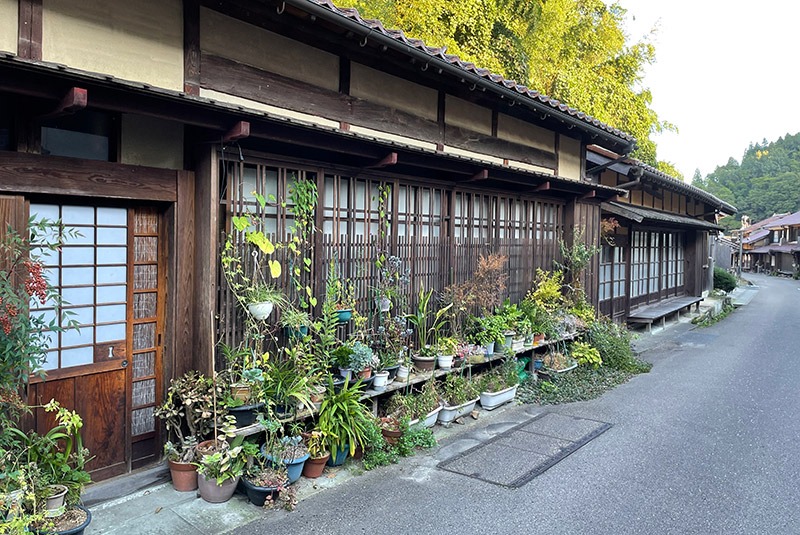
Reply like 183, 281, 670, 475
713, 267, 737, 292
586, 317, 650, 373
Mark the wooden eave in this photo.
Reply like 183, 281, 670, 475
0, 55, 623, 200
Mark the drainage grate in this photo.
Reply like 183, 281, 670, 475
437, 412, 611, 488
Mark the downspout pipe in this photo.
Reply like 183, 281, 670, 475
282, 0, 637, 155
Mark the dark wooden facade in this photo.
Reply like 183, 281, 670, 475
0, 0, 728, 480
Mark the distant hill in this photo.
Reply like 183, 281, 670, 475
693, 132, 800, 231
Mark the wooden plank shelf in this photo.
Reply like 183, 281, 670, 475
231, 331, 583, 432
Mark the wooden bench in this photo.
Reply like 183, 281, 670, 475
627, 296, 703, 333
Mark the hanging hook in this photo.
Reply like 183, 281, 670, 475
420, 63, 429, 72
360, 35, 368, 47
276, 1, 285, 14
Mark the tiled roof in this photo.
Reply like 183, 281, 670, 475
750, 244, 800, 254
300, 0, 635, 147
743, 213, 790, 233
765, 210, 800, 229
601, 202, 723, 231
742, 229, 769, 245
586, 149, 737, 214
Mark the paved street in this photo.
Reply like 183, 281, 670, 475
246, 274, 800, 535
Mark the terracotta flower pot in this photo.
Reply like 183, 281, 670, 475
381, 427, 402, 446
197, 474, 240, 504
168, 460, 198, 492
357, 367, 372, 379
302, 454, 330, 478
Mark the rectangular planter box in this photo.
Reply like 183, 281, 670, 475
409, 405, 443, 429
479, 384, 519, 411
437, 398, 479, 425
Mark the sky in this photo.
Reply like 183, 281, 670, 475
617, 0, 800, 182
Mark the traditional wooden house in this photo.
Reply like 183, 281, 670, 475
747, 211, 800, 275
586, 147, 736, 326
740, 212, 789, 272
0, 0, 726, 481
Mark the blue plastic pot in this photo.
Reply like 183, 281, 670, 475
326, 445, 349, 467
260, 445, 310, 484
335, 309, 353, 323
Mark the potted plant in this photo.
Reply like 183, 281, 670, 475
241, 460, 289, 507
437, 373, 480, 426
407, 287, 452, 372
436, 336, 459, 370
466, 315, 504, 356
374, 254, 410, 314
261, 432, 310, 485
245, 284, 285, 321
349, 341, 377, 380
280, 306, 312, 339
2, 400, 93, 534
155, 371, 227, 488
478, 359, 520, 410
332, 344, 354, 381
162, 439, 198, 492
545, 351, 577, 373
571, 341, 603, 368
317, 377, 372, 466
195, 435, 247, 503
261, 357, 314, 417
219, 343, 266, 428
301, 430, 330, 479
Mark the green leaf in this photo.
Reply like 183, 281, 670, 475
268, 260, 282, 279
231, 216, 249, 232
246, 232, 275, 254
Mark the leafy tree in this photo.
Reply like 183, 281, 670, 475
695, 132, 800, 228
343, 0, 673, 166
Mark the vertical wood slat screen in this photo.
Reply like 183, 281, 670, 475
217, 158, 564, 345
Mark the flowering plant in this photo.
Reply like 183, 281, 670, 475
0, 217, 77, 421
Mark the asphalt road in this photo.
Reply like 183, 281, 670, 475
245, 274, 800, 535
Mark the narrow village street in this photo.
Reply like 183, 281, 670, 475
246, 273, 800, 534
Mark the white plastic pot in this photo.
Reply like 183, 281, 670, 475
437, 354, 454, 370
372, 370, 390, 391
479, 384, 519, 411
247, 301, 274, 320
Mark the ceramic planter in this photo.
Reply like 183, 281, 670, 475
357, 367, 372, 380
396, 365, 410, 380
436, 354, 454, 370
335, 309, 353, 323
302, 454, 330, 478
503, 331, 515, 349
409, 405, 442, 429
482, 341, 496, 356
437, 398, 479, 425
338, 367, 352, 381
45, 484, 68, 517
479, 384, 519, 411
247, 301, 274, 320
383, 364, 400, 383
241, 477, 280, 507
412, 354, 435, 372
372, 370, 390, 391
197, 474, 240, 503
168, 459, 198, 492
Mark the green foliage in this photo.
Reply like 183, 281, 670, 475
478, 358, 519, 392
526, 269, 564, 312
317, 378, 372, 459
343, 0, 670, 165
441, 373, 479, 406
361, 417, 399, 471
0, 217, 79, 406
518, 365, 636, 405
694, 133, 800, 229
406, 287, 452, 350
571, 341, 602, 368
396, 426, 436, 456
585, 317, 651, 373
465, 314, 505, 346
713, 267, 737, 293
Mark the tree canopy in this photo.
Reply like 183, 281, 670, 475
343, 0, 674, 166
693, 133, 800, 231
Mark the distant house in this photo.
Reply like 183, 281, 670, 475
740, 212, 792, 272
747, 211, 800, 275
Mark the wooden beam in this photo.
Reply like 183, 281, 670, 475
38, 87, 88, 119
365, 152, 397, 169
221, 121, 250, 142
466, 169, 489, 182
18, 0, 42, 61
534, 181, 551, 192
580, 190, 597, 200
183, 0, 201, 95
